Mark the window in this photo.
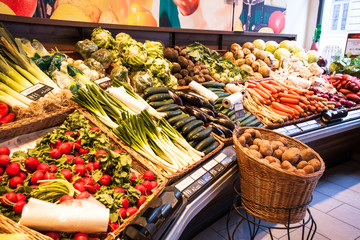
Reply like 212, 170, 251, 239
341, 3, 349, 30
331, 4, 340, 30
330, 0, 349, 31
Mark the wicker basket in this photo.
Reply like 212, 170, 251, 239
233, 127, 325, 224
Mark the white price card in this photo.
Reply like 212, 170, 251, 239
214, 153, 227, 163
234, 102, 245, 119
190, 168, 206, 180
175, 176, 194, 192
203, 160, 218, 171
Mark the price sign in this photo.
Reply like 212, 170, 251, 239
94, 77, 112, 89
234, 102, 245, 119
21, 83, 53, 101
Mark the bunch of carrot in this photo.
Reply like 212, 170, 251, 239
244, 80, 335, 124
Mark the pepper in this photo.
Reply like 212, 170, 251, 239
0, 112, 15, 124
0, 103, 9, 120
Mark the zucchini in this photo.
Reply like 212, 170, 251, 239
189, 140, 200, 148
148, 99, 174, 108
215, 97, 225, 104
256, 123, 264, 128
227, 109, 235, 117
181, 120, 204, 135
143, 87, 169, 98
156, 104, 179, 112
240, 115, 257, 126
195, 135, 215, 151
237, 112, 251, 122
207, 88, 226, 92
203, 142, 220, 155
186, 126, 205, 140
214, 103, 222, 109
221, 108, 231, 115
190, 127, 212, 141
230, 114, 236, 121
146, 93, 172, 102
174, 116, 197, 130
217, 92, 231, 98
167, 114, 189, 125
202, 82, 226, 88
165, 110, 182, 119
247, 118, 260, 127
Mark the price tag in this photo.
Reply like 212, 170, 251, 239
209, 163, 225, 176
20, 83, 53, 100
214, 153, 227, 163
190, 168, 206, 180
220, 156, 233, 167
183, 181, 203, 198
94, 77, 112, 89
203, 159, 218, 171
234, 102, 245, 119
175, 176, 194, 192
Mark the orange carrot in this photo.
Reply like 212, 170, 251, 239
300, 97, 310, 105
283, 103, 304, 113
254, 82, 272, 98
280, 97, 299, 104
306, 91, 314, 96
292, 88, 307, 95
253, 88, 270, 99
270, 106, 290, 117
278, 93, 300, 99
309, 106, 316, 112
289, 90, 300, 96
309, 101, 315, 106
260, 81, 278, 93
272, 102, 295, 115
247, 82, 256, 88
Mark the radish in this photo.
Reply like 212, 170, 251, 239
49, 164, 57, 173
59, 142, 71, 155
19, 172, 26, 179
1, 192, 17, 206
86, 162, 94, 172
143, 171, 154, 181
74, 233, 88, 240
137, 196, 146, 208
30, 171, 44, 185
126, 207, 138, 217
13, 200, 26, 214
135, 185, 145, 195
49, 149, 61, 159
67, 141, 75, 150
75, 140, 81, 150
142, 180, 152, 192
74, 157, 84, 164
74, 182, 86, 192
0, 154, 10, 167
25, 157, 39, 171
44, 172, 56, 180
16, 193, 26, 202
93, 161, 100, 170
66, 155, 75, 163
87, 183, 100, 194
79, 147, 89, 155
6, 162, 20, 176
113, 149, 123, 153
129, 173, 136, 183
95, 150, 107, 159
60, 195, 74, 203
138, 174, 144, 179
118, 207, 126, 218
50, 139, 62, 149
45, 232, 60, 240
60, 169, 72, 181
0, 167, 3, 175
36, 163, 49, 173
108, 222, 119, 232
90, 126, 100, 132
65, 131, 74, 136
122, 197, 129, 209
150, 181, 158, 189
99, 174, 111, 186
82, 177, 95, 187
0, 146, 10, 155
114, 187, 125, 193
9, 176, 23, 189
74, 164, 86, 176
76, 191, 91, 199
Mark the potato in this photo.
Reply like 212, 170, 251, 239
245, 57, 255, 66
224, 52, 235, 60
282, 148, 301, 165
248, 149, 262, 159
273, 149, 283, 160
257, 59, 268, 68
297, 169, 306, 175
308, 159, 321, 171
244, 129, 256, 137
270, 141, 280, 150
243, 42, 255, 51
301, 149, 316, 162
249, 145, 259, 151
270, 162, 281, 168
253, 138, 262, 146
279, 146, 288, 152
261, 158, 270, 164
255, 50, 266, 60
234, 59, 246, 66
258, 66, 271, 77
234, 50, 245, 59
238, 136, 246, 147
288, 166, 297, 173
242, 133, 253, 144
253, 73, 263, 79
251, 61, 260, 72
259, 142, 273, 157
273, 140, 284, 147
297, 161, 308, 169
303, 165, 315, 174
265, 156, 280, 164
230, 43, 242, 53
242, 48, 251, 55
278, 137, 289, 146
281, 160, 292, 170
254, 130, 262, 139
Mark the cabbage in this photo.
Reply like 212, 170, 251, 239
307, 50, 320, 64
91, 27, 115, 49
146, 57, 172, 78
274, 48, 291, 60
123, 43, 147, 67
110, 66, 131, 89
84, 58, 105, 74
132, 71, 153, 93
75, 39, 98, 59
265, 41, 278, 54
144, 40, 164, 58
115, 32, 137, 52
90, 49, 113, 69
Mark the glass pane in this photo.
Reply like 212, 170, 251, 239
341, 3, 349, 30
332, 4, 341, 30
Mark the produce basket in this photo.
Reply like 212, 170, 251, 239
233, 127, 325, 224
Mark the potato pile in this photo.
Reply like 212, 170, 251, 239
225, 42, 273, 79
238, 129, 321, 175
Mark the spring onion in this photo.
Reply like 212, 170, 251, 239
0, 89, 28, 108
0, 82, 33, 106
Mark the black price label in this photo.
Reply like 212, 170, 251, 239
94, 77, 112, 89
234, 102, 245, 119
21, 83, 54, 101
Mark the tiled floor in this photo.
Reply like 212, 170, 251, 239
193, 159, 360, 240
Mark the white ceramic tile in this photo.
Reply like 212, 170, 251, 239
328, 203, 360, 229
278, 226, 329, 240
192, 226, 225, 240
324, 172, 360, 193
310, 190, 343, 213
210, 211, 244, 232
308, 207, 360, 240
217, 220, 271, 240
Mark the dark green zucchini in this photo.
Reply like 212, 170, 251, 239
165, 110, 182, 119
189, 140, 200, 148
174, 116, 197, 130
156, 104, 179, 112
217, 92, 231, 98
203, 141, 220, 155
240, 115, 257, 126
143, 87, 169, 98
247, 118, 261, 127
167, 114, 189, 125
186, 126, 205, 140
237, 112, 251, 122
190, 127, 212, 141
195, 135, 215, 151
149, 99, 174, 108
202, 82, 225, 88
181, 120, 204, 135
146, 93, 172, 102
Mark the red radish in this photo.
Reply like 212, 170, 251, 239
150, 181, 158, 189
96, 150, 107, 159
74, 182, 86, 192
66, 155, 75, 163
143, 171, 154, 181
16, 193, 26, 202
55, 139, 62, 148
142, 180, 152, 192
74, 151, 79, 157
129, 173, 136, 183
44, 172, 56, 180
86, 162, 94, 172
19, 172, 27, 179
1, 192, 17, 206
74, 157, 84, 164
75, 140, 81, 150
76, 191, 91, 199
9, 176, 23, 189
49, 164, 57, 173
6, 162, 20, 176
82, 178, 95, 187
67, 141, 75, 150
36, 163, 49, 173
135, 185, 145, 195
137, 196, 146, 208
126, 207, 138, 217
49, 149, 61, 159
0, 168, 3, 175
25, 157, 39, 171
45, 232, 60, 240
74, 233, 88, 240
0, 154, 10, 167
30, 171, 44, 185
60, 195, 74, 203
74, 164, 86, 175
13, 200, 26, 214
93, 161, 100, 170
79, 147, 89, 154
113, 149, 123, 153
60, 169, 72, 181
138, 174, 144, 179
108, 222, 119, 232
118, 207, 126, 218
65, 131, 74, 136
122, 197, 129, 209
114, 187, 125, 193
90, 126, 100, 132
59, 142, 71, 155
0, 146, 10, 155
99, 174, 111, 186
87, 183, 100, 194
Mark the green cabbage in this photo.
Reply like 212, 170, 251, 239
84, 58, 105, 74
132, 71, 153, 93
75, 39, 98, 59
110, 66, 132, 89
146, 57, 172, 78
123, 43, 147, 67
144, 40, 164, 58
91, 27, 115, 49
90, 49, 113, 69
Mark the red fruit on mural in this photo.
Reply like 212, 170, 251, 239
0, 0, 37, 17
268, 10, 285, 34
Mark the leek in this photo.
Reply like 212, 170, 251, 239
0, 72, 26, 92
0, 82, 33, 106
7, 60, 40, 85
17, 38, 36, 58
0, 55, 32, 88
0, 90, 28, 108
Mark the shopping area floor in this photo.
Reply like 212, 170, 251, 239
193, 159, 360, 240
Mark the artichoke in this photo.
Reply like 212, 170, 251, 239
91, 27, 115, 49
144, 40, 164, 58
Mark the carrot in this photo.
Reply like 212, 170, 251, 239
254, 82, 272, 98
317, 102, 324, 108
282, 104, 300, 115
309, 106, 316, 112
278, 93, 300, 99
280, 97, 299, 104
270, 106, 290, 117
272, 102, 295, 115
316, 107, 322, 112
266, 81, 282, 91
289, 90, 300, 96
270, 96, 275, 102
260, 81, 278, 93
283, 103, 304, 113
247, 88, 267, 104
292, 88, 307, 95
272, 93, 278, 99
247, 82, 256, 88
253, 88, 270, 99
306, 91, 314, 96
309, 101, 315, 106
300, 96, 310, 105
